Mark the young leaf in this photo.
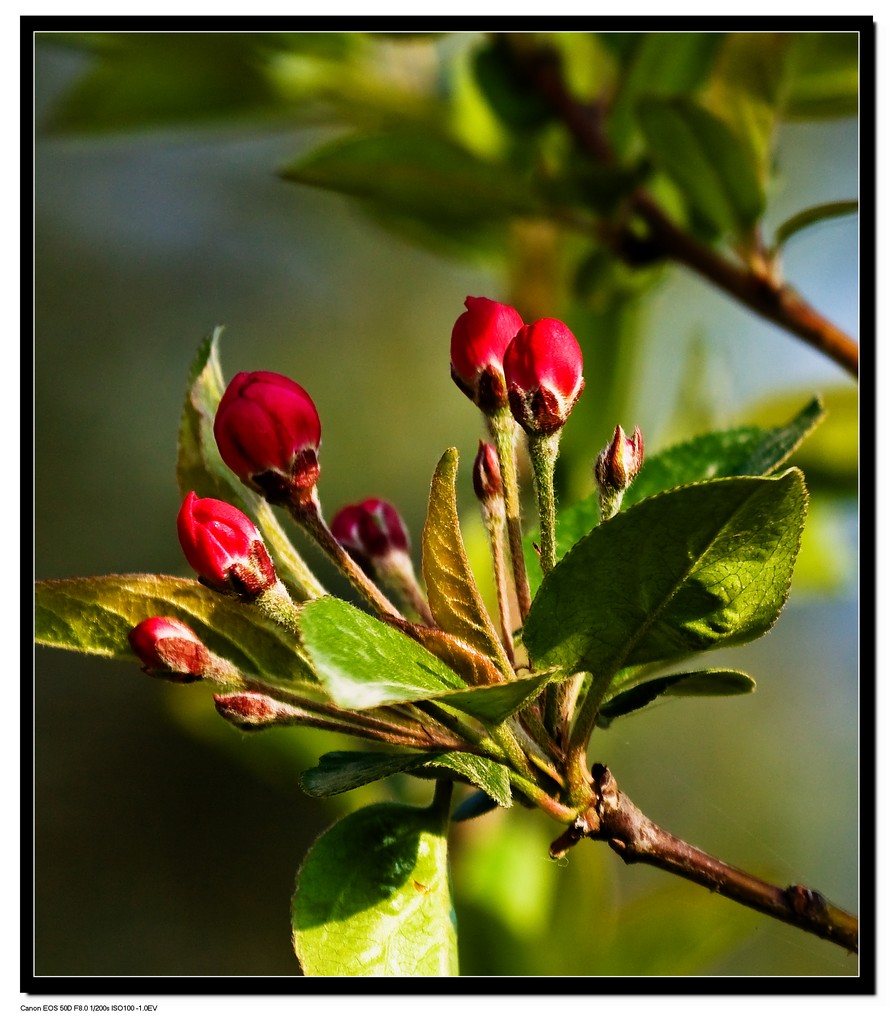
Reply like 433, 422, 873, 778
598, 669, 756, 724
302, 749, 512, 807
292, 801, 458, 976
523, 471, 808, 678
177, 329, 325, 601
297, 596, 469, 709
638, 96, 766, 239
422, 449, 511, 673
526, 397, 824, 593
34, 573, 319, 691
773, 200, 858, 252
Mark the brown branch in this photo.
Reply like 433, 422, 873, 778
551, 764, 858, 954
507, 38, 859, 379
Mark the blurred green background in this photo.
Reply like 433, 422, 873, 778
34, 32, 858, 978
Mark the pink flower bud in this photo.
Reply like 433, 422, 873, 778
213, 370, 321, 503
177, 491, 277, 598
450, 296, 524, 413
503, 318, 584, 434
128, 617, 210, 681
594, 425, 644, 493
331, 498, 410, 568
472, 440, 503, 504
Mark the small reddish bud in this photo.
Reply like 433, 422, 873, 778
177, 491, 277, 598
213, 691, 305, 731
331, 498, 410, 569
128, 617, 210, 681
594, 425, 644, 493
213, 370, 321, 503
503, 318, 584, 434
450, 296, 524, 414
472, 441, 503, 505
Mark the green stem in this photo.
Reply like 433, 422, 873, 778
488, 406, 531, 620
526, 430, 561, 576
566, 673, 612, 803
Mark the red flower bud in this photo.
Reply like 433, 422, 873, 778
213, 691, 304, 730
213, 370, 321, 503
177, 491, 277, 598
331, 498, 410, 567
503, 318, 584, 434
472, 440, 503, 505
450, 296, 524, 414
128, 617, 210, 681
594, 425, 644, 493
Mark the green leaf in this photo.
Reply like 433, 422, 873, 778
773, 200, 858, 252
293, 801, 458, 976
784, 32, 859, 120
297, 596, 468, 709
606, 32, 724, 156
705, 33, 795, 177
598, 669, 756, 723
527, 397, 824, 593
422, 449, 509, 672
41, 33, 285, 134
301, 751, 434, 797
629, 395, 825, 502
432, 669, 556, 726
177, 329, 324, 601
302, 749, 512, 807
523, 471, 808, 679
280, 130, 541, 226
34, 574, 319, 692
638, 96, 766, 238
416, 752, 512, 808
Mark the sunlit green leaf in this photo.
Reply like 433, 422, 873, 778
177, 329, 324, 602
34, 574, 319, 691
638, 96, 765, 238
293, 801, 458, 976
598, 669, 756, 723
297, 596, 468, 709
523, 471, 808, 678
422, 449, 510, 673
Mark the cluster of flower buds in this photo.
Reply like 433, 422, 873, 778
450, 296, 524, 414
177, 491, 277, 598
450, 296, 584, 436
128, 617, 211, 682
214, 370, 321, 505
